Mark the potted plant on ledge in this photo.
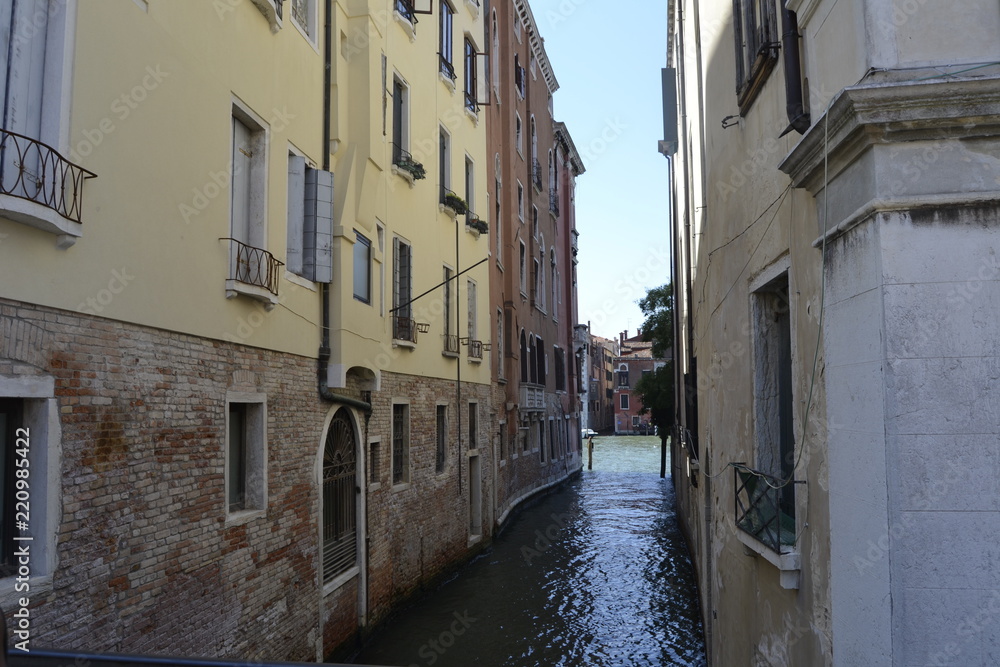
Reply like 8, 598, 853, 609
395, 157, 426, 181
442, 192, 468, 215
466, 217, 488, 236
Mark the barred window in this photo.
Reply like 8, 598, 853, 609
323, 409, 357, 582
392, 403, 410, 484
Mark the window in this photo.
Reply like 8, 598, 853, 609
536, 336, 546, 386
530, 116, 538, 175
443, 266, 456, 353
465, 157, 475, 216
436, 405, 448, 472
440, 128, 451, 193
468, 403, 479, 450
555, 347, 566, 391
517, 181, 524, 221
439, 1, 456, 81
497, 309, 505, 379
392, 403, 410, 484
538, 421, 545, 463
393, 238, 414, 341
369, 440, 381, 484
618, 365, 629, 387
291, 0, 316, 41
494, 175, 502, 263
632, 415, 641, 427
538, 249, 547, 312
520, 330, 528, 382
733, 0, 780, 113
620, 394, 629, 410
519, 241, 527, 295
464, 37, 478, 113
354, 232, 372, 303
227, 398, 266, 515
514, 54, 526, 97
287, 153, 306, 276
515, 114, 523, 155
532, 258, 540, 306
391, 77, 411, 165
550, 250, 558, 320
752, 272, 795, 527
491, 10, 500, 92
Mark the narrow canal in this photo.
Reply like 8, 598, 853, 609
350, 436, 706, 667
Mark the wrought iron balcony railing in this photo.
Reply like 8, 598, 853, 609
222, 238, 283, 296
0, 128, 97, 224
393, 315, 418, 343
443, 334, 459, 355
392, 143, 426, 180
395, 0, 417, 23
468, 339, 483, 359
440, 186, 467, 214
549, 192, 559, 216
440, 55, 457, 82
734, 464, 796, 554
464, 90, 479, 114
531, 159, 543, 191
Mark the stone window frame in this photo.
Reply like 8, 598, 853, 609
224, 392, 268, 525
391, 400, 411, 489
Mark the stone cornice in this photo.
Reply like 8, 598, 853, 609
513, 0, 559, 94
779, 76, 1000, 194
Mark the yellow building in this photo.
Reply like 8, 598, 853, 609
0, 0, 492, 660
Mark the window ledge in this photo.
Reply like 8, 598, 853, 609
391, 482, 411, 493
442, 350, 460, 359
1, 195, 82, 248
322, 565, 359, 597
284, 270, 318, 291
439, 71, 457, 93
736, 528, 800, 589
367, 482, 382, 493
392, 339, 416, 350
249, 0, 283, 33
393, 11, 417, 42
440, 203, 459, 219
464, 107, 480, 126
467, 357, 482, 365
464, 0, 481, 19
226, 281, 279, 310
225, 508, 266, 527
392, 165, 417, 188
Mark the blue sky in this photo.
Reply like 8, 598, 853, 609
530, 0, 671, 341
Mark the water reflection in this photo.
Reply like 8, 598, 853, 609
351, 436, 706, 667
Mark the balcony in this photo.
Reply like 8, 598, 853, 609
223, 238, 284, 309
519, 384, 545, 412
440, 186, 467, 217
531, 159, 543, 191
393, 315, 419, 344
464, 90, 480, 115
0, 128, 97, 247
549, 192, 559, 216
467, 339, 483, 360
391, 143, 426, 183
443, 334, 459, 355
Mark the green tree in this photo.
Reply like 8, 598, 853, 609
635, 283, 675, 440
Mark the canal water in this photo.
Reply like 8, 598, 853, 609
350, 436, 706, 667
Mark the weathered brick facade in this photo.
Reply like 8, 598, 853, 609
1, 298, 534, 661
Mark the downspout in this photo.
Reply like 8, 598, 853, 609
318, 0, 373, 646
780, 7, 811, 136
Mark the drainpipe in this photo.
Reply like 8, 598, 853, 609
318, 0, 372, 649
780, 7, 811, 136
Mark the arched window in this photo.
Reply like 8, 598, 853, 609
491, 10, 500, 92
323, 408, 357, 582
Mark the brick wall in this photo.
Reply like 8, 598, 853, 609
0, 298, 329, 661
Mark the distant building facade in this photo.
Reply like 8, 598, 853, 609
486, 0, 585, 525
613, 332, 666, 435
